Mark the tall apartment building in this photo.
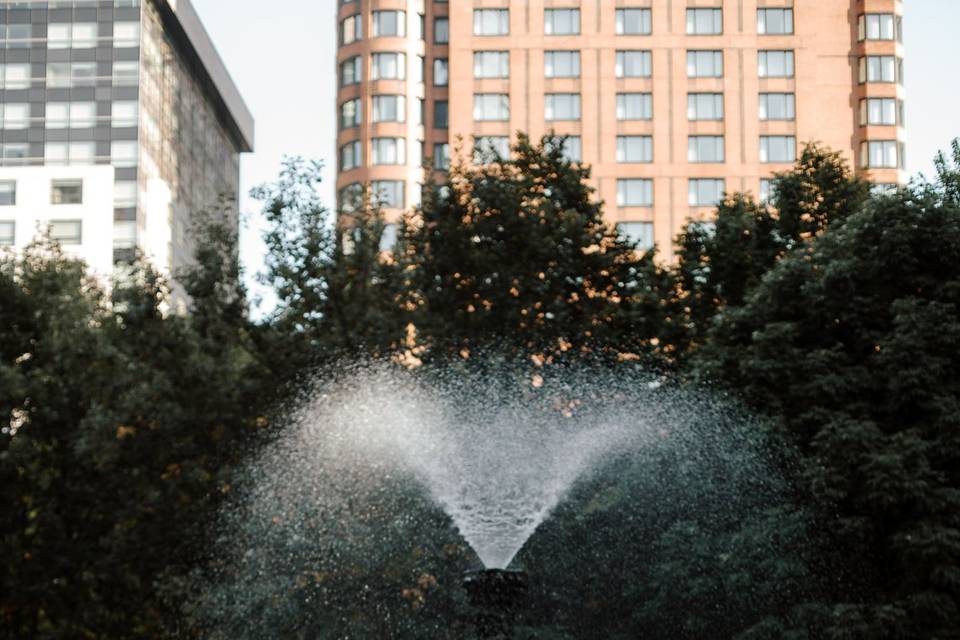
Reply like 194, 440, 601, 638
0, 0, 253, 282
335, 0, 904, 258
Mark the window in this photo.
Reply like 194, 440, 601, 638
433, 58, 448, 86
51, 180, 83, 205
1, 103, 29, 129
372, 137, 406, 165
1, 64, 30, 89
760, 136, 797, 163
340, 140, 362, 171
616, 136, 653, 163
48, 22, 98, 49
46, 102, 96, 128
111, 141, 138, 168
340, 98, 362, 128
434, 100, 449, 128
112, 101, 138, 127
546, 136, 582, 163
474, 94, 510, 121
371, 52, 405, 80
617, 221, 654, 250
616, 50, 652, 77
113, 22, 140, 47
871, 183, 899, 196
859, 56, 901, 83
372, 95, 405, 122
2, 24, 32, 48
689, 179, 725, 206
687, 9, 722, 35
371, 180, 405, 209
380, 224, 399, 252
687, 93, 724, 121
372, 11, 405, 37
688, 136, 725, 163
759, 179, 773, 204
474, 136, 510, 163
860, 98, 902, 126
859, 14, 900, 41
341, 56, 362, 86
758, 50, 794, 78
616, 9, 652, 35
0, 181, 15, 206
687, 50, 723, 77
415, 13, 425, 40
434, 17, 449, 43
338, 183, 363, 214
49, 220, 82, 245
48, 62, 97, 88
474, 51, 509, 78
0, 221, 13, 246
114, 181, 138, 207
544, 9, 580, 35
434, 143, 451, 170
758, 93, 795, 121
617, 93, 652, 120
112, 61, 139, 86
340, 14, 362, 44
617, 179, 653, 207
861, 140, 902, 169
113, 221, 137, 250
474, 9, 509, 36
416, 98, 425, 125
757, 9, 793, 35
545, 94, 581, 121
1, 143, 29, 162
45, 142, 95, 165
545, 51, 580, 78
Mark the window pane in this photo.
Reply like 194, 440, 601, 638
544, 94, 581, 120
545, 9, 579, 35
545, 51, 580, 78
617, 221, 654, 250
616, 9, 652, 35
617, 93, 652, 120
616, 50, 652, 77
474, 51, 509, 78
616, 179, 653, 207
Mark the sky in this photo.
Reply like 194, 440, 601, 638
189, 0, 960, 311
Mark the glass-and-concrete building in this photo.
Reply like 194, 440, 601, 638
0, 0, 253, 285
335, 0, 904, 258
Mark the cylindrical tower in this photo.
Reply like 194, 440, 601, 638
851, 0, 906, 189
336, 0, 446, 233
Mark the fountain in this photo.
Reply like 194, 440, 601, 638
198, 361, 798, 639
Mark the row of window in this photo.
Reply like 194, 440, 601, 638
0, 61, 139, 89
340, 49, 805, 88
340, 135, 803, 171
0, 140, 138, 166
0, 177, 139, 208
339, 175, 900, 223
339, 8, 823, 43
0, 100, 138, 129
0, 21, 140, 48
0, 217, 139, 250
341, 49, 904, 87
339, 93, 904, 129
340, 134, 905, 175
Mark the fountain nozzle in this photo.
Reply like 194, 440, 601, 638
462, 569, 529, 638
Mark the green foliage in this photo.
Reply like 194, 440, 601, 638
4, 138, 960, 639
693, 144, 960, 636
399, 134, 679, 365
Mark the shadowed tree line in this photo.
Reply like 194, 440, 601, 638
2, 136, 959, 638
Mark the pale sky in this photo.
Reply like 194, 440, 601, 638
189, 0, 960, 310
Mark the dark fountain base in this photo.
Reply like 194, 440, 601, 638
462, 569, 530, 639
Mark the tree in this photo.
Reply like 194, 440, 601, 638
693, 144, 960, 637
398, 134, 678, 366
253, 158, 400, 376
675, 144, 869, 356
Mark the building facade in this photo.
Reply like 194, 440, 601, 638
335, 0, 904, 258
0, 0, 253, 285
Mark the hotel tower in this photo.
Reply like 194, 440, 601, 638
335, 0, 904, 257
